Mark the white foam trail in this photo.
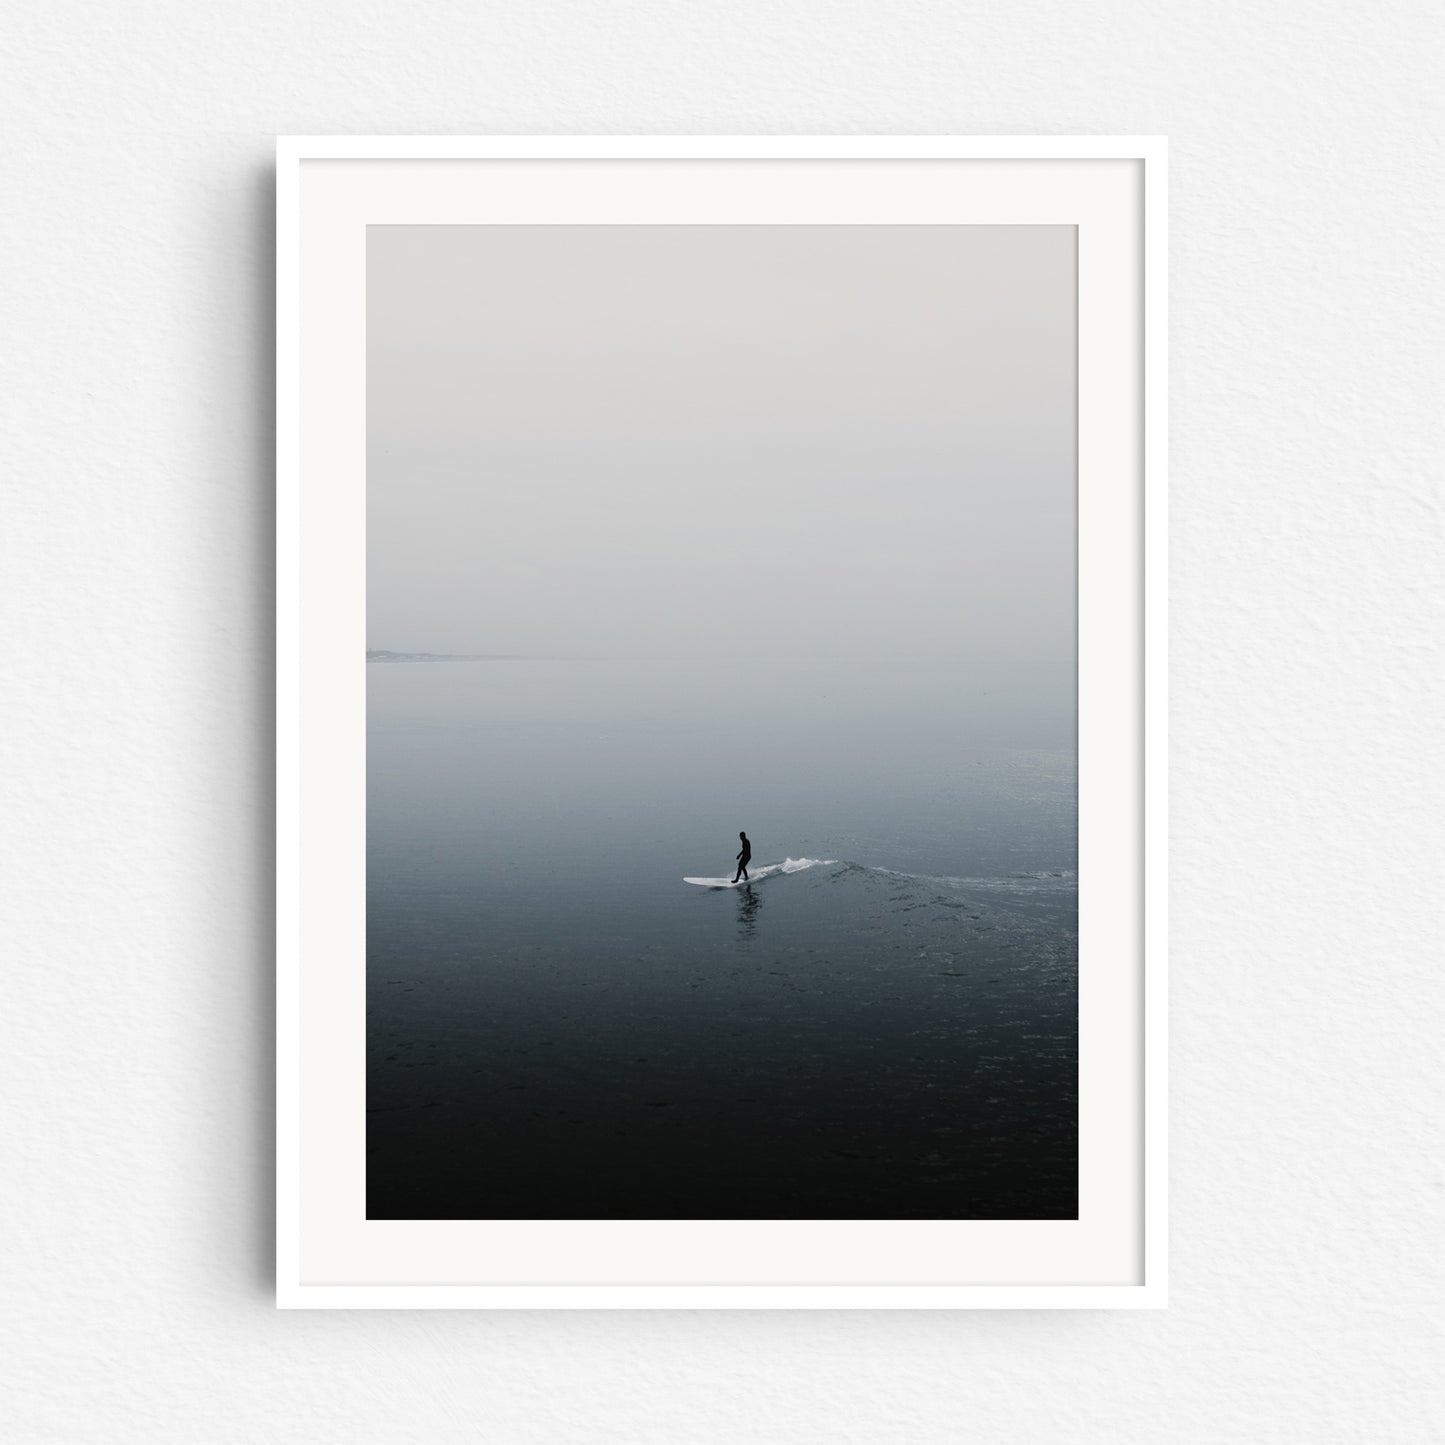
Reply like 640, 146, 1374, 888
870, 865, 1076, 891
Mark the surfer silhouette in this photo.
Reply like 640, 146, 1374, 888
732, 831, 752, 884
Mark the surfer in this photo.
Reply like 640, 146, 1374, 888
732, 831, 751, 884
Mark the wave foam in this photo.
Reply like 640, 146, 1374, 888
683, 857, 835, 888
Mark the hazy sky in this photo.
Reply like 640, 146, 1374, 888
367, 225, 1075, 662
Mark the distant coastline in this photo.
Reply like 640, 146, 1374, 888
366, 650, 548, 663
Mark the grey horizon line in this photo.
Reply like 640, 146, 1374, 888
366, 645, 1078, 661
366, 648, 573, 662
365, 650, 762, 663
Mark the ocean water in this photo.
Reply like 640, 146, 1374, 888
367, 657, 1077, 1219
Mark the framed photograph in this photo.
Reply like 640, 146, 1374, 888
277, 136, 1166, 1307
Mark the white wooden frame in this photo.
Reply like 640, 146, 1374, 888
277, 137, 1167, 1308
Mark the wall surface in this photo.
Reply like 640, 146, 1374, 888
3, 1, 1442, 1440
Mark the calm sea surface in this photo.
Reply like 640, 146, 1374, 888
367, 657, 1077, 1219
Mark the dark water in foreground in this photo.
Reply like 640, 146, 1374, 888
367, 658, 1077, 1219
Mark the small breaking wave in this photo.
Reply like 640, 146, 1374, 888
683, 857, 835, 888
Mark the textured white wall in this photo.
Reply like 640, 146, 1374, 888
3, 1, 1441, 1440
